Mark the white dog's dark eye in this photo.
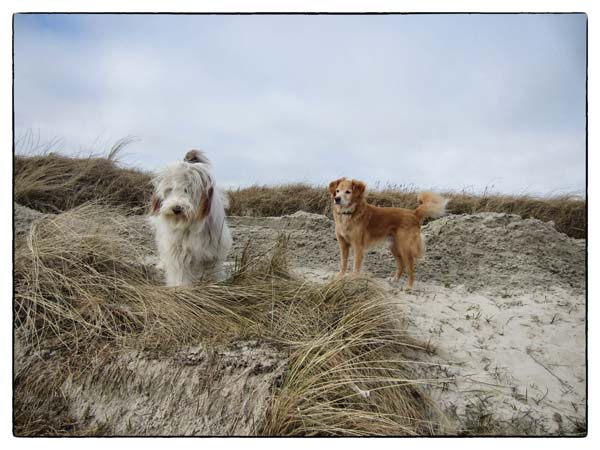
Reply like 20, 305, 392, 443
184, 187, 189, 194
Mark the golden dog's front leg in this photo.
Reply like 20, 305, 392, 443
336, 235, 350, 277
352, 244, 364, 274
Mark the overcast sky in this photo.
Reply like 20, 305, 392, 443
14, 13, 586, 195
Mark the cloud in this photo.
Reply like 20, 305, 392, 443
14, 13, 586, 195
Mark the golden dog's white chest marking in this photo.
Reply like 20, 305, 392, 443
338, 228, 349, 241
336, 217, 354, 241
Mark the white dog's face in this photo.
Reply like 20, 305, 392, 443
150, 162, 213, 228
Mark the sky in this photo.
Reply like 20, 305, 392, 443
13, 13, 586, 195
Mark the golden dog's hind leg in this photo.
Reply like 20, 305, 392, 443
390, 239, 404, 281
402, 252, 415, 291
336, 235, 350, 277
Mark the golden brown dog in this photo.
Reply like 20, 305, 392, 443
328, 178, 447, 290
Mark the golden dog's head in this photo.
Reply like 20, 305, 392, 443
328, 177, 366, 208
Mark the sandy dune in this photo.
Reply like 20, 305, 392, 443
227, 211, 586, 434
14, 204, 586, 435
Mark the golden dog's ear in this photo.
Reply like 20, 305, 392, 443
197, 186, 214, 221
149, 193, 161, 215
351, 180, 366, 197
328, 178, 344, 196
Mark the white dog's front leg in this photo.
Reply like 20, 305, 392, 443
165, 263, 192, 287
212, 261, 226, 282
196, 260, 226, 282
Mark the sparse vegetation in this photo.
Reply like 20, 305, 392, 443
15, 153, 586, 238
228, 184, 586, 239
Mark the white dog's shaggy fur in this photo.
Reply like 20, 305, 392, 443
149, 150, 232, 286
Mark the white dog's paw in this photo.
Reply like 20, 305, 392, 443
353, 386, 370, 399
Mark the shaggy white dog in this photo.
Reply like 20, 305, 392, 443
149, 150, 232, 286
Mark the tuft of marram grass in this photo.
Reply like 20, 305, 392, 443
14, 152, 152, 214
14, 204, 449, 436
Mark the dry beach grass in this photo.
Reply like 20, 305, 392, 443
14, 150, 152, 214
14, 153, 586, 238
227, 184, 586, 239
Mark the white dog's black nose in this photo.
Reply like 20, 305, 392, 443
335, 197, 341, 204
172, 205, 183, 215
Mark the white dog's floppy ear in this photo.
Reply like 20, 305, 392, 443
196, 185, 214, 221
149, 193, 161, 215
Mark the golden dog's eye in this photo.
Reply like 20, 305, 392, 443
345, 190, 351, 194
336, 189, 339, 193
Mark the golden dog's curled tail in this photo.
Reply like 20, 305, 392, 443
414, 191, 448, 223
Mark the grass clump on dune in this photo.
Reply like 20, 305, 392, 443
14, 149, 152, 214
14, 204, 447, 436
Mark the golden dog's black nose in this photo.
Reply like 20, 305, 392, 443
335, 197, 341, 204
